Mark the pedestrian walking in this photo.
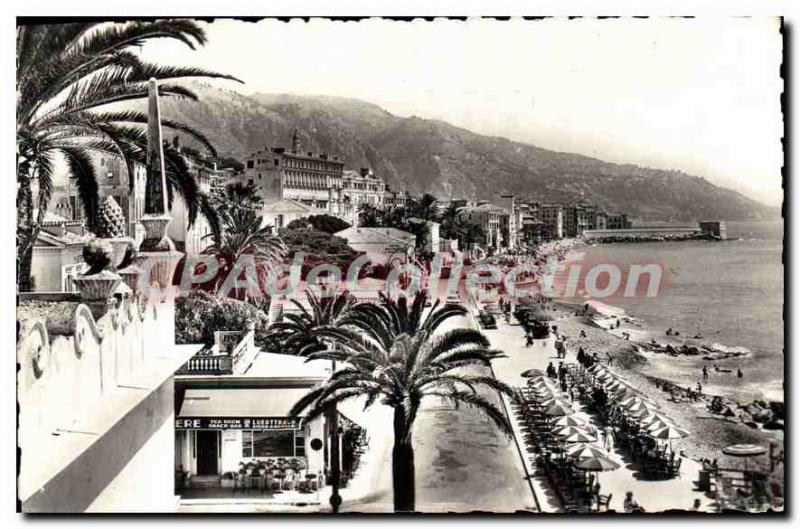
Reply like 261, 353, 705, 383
603, 426, 614, 452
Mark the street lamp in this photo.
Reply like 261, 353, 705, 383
326, 398, 342, 513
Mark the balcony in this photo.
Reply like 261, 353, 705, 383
178, 353, 233, 375
176, 329, 257, 376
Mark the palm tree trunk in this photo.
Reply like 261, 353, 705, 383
18, 243, 35, 293
16, 162, 36, 292
392, 408, 416, 512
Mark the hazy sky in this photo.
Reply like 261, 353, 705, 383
140, 17, 784, 206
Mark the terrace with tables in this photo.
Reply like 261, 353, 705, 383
485, 314, 713, 513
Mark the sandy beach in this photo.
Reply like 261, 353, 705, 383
544, 306, 784, 475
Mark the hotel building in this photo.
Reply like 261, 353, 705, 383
238, 131, 392, 225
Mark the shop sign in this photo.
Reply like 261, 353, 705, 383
175, 417, 301, 430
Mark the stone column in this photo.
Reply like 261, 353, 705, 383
137, 78, 183, 296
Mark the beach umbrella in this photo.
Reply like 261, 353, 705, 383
722, 444, 767, 457
554, 426, 589, 438
574, 453, 620, 472
618, 396, 641, 407
553, 415, 586, 427
529, 387, 556, 398
610, 387, 630, 399
521, 368, 546, 378
561, 431, 598, 443
618, 396, 655, 408
529, 378, 556, 389
625, 400, 655, 414
722, 444, 767, 473
645, 419, 674, 432
541, 397, 572, 408
649, 425, 689, 440
639, 413, 672, 427
528, 387, 556, 397
626, 404, 657, 418
545, 403, 574, 417
574, 452, 619, 497
587, 364, 606, 373
566, 443, 607, 459
595, 372, 614, 382
634, 409, 662, 424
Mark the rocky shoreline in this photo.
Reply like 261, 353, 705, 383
544, 307, 783, 475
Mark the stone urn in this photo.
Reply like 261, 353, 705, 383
73, 269, 122, 302
74, 240, 122, 308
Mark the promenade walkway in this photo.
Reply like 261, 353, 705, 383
485, 314, 714, 513
342, 314, 536, 513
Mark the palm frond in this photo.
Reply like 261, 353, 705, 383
59, 146, 100, 233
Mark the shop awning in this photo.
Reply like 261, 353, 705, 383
177, 387, 315, 430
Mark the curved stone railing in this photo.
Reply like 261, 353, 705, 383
17, 290, 176, 467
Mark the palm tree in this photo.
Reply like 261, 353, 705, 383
16, 20, 240, 291
290, 292, 516, 512
212, 182, 263, 219
202, 207, 287, 300
270, 288, 357, 356
409, 193, 438, 221
438, 201, 463, 239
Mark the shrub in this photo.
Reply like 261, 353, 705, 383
175, 292, 270, 346
83, 239, 114, 274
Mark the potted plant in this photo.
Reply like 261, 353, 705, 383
220, 472, 235, 490
72, 239, 122, 302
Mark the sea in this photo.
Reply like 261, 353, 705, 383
572, 220, 784, 403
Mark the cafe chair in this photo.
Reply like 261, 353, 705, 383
597, 493, 613, 512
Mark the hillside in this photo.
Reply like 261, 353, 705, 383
151, 83, 778, 222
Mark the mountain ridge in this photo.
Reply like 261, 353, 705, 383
150, 82, 778, 222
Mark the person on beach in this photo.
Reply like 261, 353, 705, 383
547, 362, 556, 378
606, 352, 614, 366
666, 327, 673, 336
702, 365, 709, 382
737, 368, 743, 378
696, 382, 703, 395
577, 347, 585, 365
558, 362, 566, 381
592, 352, 599, 365
580, 329, 587, 338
